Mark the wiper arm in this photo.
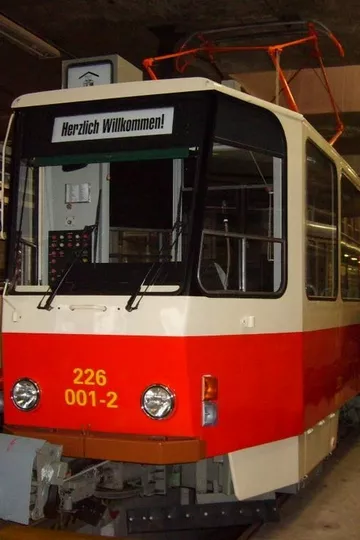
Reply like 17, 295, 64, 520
125, 221, 184, 313
37, 224, 95, 311
92, 187, 102, 268
37, 190, 102, 311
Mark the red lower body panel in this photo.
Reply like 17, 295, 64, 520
303, 324, 360, 427
3, 326, 360, 458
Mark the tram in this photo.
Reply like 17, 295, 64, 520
0, 74, 359, 533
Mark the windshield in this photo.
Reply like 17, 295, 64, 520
198, 143, 285, 295
7, 90, 287, 299
10, 148, 197, 295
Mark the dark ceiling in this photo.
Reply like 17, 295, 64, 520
1, 0, 360, 154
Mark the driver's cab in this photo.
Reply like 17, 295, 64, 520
5, 78, 287, 304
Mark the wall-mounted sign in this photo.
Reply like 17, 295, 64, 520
65, 183, 91, 203
52, 107, 174, 143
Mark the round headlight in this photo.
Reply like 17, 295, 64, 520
11, 378, 40, 411
141, 385, 175, 420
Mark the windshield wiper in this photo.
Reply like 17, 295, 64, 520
125, 220, 184, 313
37, 189, 102, 311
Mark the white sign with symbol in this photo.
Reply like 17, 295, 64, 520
66, 62, 113, 88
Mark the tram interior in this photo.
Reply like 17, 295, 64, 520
200, 144, 283, 294
306, 144, 360, 300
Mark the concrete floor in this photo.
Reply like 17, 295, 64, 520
255, 430, 360, 539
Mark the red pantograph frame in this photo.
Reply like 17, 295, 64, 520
143, 22, 345, 145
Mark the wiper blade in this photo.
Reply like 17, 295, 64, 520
37, 190, 102, 311
125, 221, 184, 313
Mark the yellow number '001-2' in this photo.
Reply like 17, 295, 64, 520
64, 389, 118, 408
73, 368, 107, 386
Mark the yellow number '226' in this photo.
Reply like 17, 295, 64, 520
73, 368, 107, 386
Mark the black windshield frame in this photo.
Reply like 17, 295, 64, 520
195, 93, 288, 298
6, 90, 217, 296
6, 89, 287, 298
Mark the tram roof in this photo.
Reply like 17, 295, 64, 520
11, 77, 301, 121
9, 76, 360, 182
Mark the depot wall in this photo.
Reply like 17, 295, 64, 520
233, 65, 358, 114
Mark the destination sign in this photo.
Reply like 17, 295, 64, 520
51, 107, 174, 143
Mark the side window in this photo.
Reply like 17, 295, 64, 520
198, 143, 285, 295
341, 175, 360, 300
306, 141, 337, 299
